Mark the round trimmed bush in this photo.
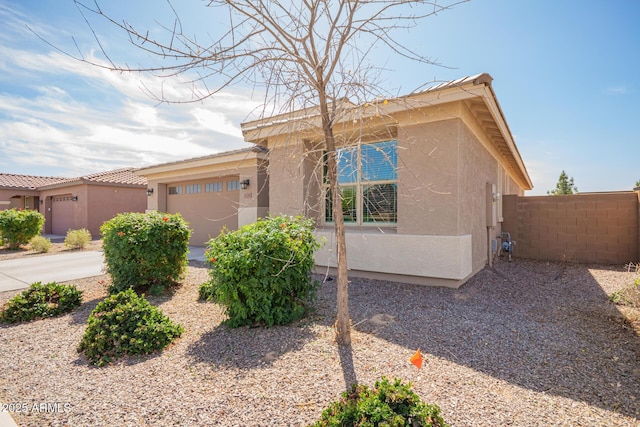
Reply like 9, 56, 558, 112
200, 215, 321, 327
64, 228, 92, 249
0, 209, 45, 249
100, 212, 191, 294
311, 377, 448, 427
78, 289, 184, 366
0, 282, 83, 324
29, 235, 53, 253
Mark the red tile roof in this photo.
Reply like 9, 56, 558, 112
0, 173, 67, 189
49, 168, 147, 187
0, 168, 147, 190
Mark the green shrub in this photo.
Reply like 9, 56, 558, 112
311, 377, 448, 427
0, 209, 45, 249
610, 277, 640, 307
29, 235, 53, 253
64, 228, 92, 249
200, 215, 321, 327
78, 289, 184, 366
100, 212, 191, 294
0, 282, 83, 324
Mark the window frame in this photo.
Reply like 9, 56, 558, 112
226, 180, 240, 191
205, 182, 223, 193
185, 184, 202, 194
323, 140, 398, 226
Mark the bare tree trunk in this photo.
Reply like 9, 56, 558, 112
319, 93, 351, 346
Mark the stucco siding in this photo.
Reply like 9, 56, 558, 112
266, 137, 307, 217
86, 185, 146, 236
315, 229, 472, 285
458, 122, 501, 272
396, 119, 460, 236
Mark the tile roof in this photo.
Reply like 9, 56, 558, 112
50, 168, 147, 187
0, 173, 67, 190
0, 168, 147, 190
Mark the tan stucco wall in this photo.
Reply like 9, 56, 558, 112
86, 185, 146, 236
458, 122, 504, 273
264, 136, 308, 217
396, 119, 460, 236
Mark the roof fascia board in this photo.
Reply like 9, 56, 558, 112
242, 84, 485, 143
477, 85, 533, 189
136, 150, 266, 177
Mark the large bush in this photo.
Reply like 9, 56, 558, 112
200, 215, 321, 327
311, 377, 448, 427
0, 209, 45, 249
64, 228, 92, 249
100, 212, 191, 294
0, 282, 83, 324
78, 289, 184, 366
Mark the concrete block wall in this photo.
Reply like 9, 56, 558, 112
502, 192, 639, 264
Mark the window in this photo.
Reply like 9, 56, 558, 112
325, 140, 398, 225
168, 186, 182, 195
185, 184, 202, 194
227, 180, 240, 191
205, 182, 223, 193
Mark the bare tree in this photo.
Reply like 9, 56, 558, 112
67, 0, 466, 345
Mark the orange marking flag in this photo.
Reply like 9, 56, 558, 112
410, 348, 423, 369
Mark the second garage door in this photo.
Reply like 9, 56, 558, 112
51, 195, 74, 235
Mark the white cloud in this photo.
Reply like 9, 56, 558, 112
191, 108, 243, 138
604, 85, 629, 95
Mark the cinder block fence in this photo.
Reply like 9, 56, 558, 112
501, 191, 640, 264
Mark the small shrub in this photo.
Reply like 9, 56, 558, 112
311, 377, 448, 427
200, 215, 321, 327
78, 289, 184, 366
29, 235, 53, 253
610, 277, 640, 308
0, 282, 83, 324
0, 209, 45, 249
64, 228, 92, 249
100, 212, 191, 294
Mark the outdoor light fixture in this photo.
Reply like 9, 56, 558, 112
146, 188, 154, 196
240, 179, 250, 190
71, 196, 78, 202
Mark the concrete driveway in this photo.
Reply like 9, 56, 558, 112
0, 247, 207, 293
0, 251, 105, 293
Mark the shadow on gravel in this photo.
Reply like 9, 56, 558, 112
337, 259, 640, 419
186, 320, 320, 370
69, 297, 103, 325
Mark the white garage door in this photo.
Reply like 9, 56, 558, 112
52, 195, 74, 235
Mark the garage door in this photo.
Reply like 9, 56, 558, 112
52, 195, 74, 235
166, 180, 239, 245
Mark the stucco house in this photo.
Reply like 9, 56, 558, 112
240, 73, 533, 287
136, 146, 269, 245
0, 168, 147, 237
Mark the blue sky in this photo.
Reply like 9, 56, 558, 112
0, 0, 638, 195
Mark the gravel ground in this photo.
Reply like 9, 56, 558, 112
0, 258, 639, 426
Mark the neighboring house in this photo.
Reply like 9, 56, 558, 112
0, 168, 147, 237
136, 146, 269, 245
241, 73, 533, 287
